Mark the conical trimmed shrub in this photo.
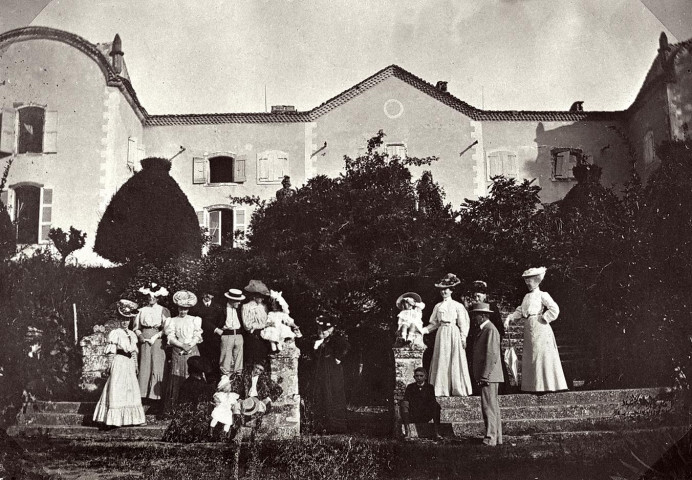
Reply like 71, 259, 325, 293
0, 202, 14, 261
95, 157, 202, 265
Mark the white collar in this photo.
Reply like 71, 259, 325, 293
479, 319, 491, 330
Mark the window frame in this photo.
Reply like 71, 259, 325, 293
197, 205, 248, 248
643, 130, 656, 165
256, 150, 289, 185
6, 181, 53, 245
550, 147, 581, 181
486, 149, 518, 180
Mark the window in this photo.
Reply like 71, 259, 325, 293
0, 106, 57, 157
386, 143, 407, 159
643, 130, 656, 165
257, 150, 289, 184
192, 155, 246, 185
486, 150, 518, 179
197, 206, 247, 248
127, 137, 145, 173
551, 148, 581, 180
1, 183, 53, 244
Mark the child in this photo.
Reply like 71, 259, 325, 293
261, 290, 302, 352
399, 367, 442, 441
395, 292, 425, 347
210, 376, 241, 434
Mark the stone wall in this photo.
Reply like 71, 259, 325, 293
261, 339, 301, 439
79, 321, 120, 395
392, 344, 426, 435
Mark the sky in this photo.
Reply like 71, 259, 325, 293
2, 0, 692, 115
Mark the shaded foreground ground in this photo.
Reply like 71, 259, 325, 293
2, 425, 692, 480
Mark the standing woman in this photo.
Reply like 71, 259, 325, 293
133, 283, 170, 404
504, 267, 567, 393
93, 300, 146, 427
422, 273, 473, 396
164, 290, 203, 408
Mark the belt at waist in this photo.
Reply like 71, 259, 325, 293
141, 326, 159, 332
222, 328, 242, 335
116, 349, 134, 357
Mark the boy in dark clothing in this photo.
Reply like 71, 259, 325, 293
400, 367, 442, 440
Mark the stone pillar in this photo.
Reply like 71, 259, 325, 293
392, 343, 426, 436
79, 321, 119, 395
261, 339, 301, 439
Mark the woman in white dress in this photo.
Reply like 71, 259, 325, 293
93, 300, 146, 427
422, 273, 473, 396
504, 267, 568, 393
164, 290, 203, 409
133, 283, 170, 401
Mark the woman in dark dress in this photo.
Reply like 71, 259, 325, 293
299, 315, 350, 434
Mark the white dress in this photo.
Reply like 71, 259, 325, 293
425, 298, 473, 396
92, 328, 146, 426
261, 311, 297, 343
507, 288, 568, 392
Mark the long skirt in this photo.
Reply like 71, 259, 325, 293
521, 315, 568, 392
429, 324, 473, 396
138, 328, 166, 400
93, 353, 146, 426
164, 346, 200, 410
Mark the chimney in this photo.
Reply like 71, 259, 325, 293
658, 32, 671, 63
109, 34, 124, 74
435, 81, 448, 92
271, 105, 296, 113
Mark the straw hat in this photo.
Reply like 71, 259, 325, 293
224, 288, 246, 301
240, 396, 265, 416
396, 292, 422, 310
173, 290, 198, 308
522, 267, 547, 282
434, 273, 460, 289
470, 302, 493, 313
117, 299, 139, 318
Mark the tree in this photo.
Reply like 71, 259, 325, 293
0, 157, 16, 261
48, 226, 86, 266
94, 157, 202, 266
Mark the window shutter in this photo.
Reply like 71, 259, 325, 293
39, 187, 53, 242
43, 110, 58, 153
127, 137, 137, 169
234, 155, 246, 183
554, 152, 565, 178
0, 107, 16, 156
505, 153, 518, 178
196, 210, 206, 229
257, 153, 269, 182
488, 153, 502, 178
277, 154, 289, 181
0, 191, 6, 209
193, 157, 206, 184
233, 208, 246, 247
208, 210, 221, 245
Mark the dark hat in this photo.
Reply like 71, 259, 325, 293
244, 280, 270, 296
470, 302, 493, 314
187, 356, 212, 375
435, 273, 460, 289
315, 315, 337, 329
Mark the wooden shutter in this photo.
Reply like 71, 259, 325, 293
233, 208, 246, 243
487, 153, 502, 178
276, 153, 289, 181
43, 110, 58, 153
127, 138, 137, 169
193, 157, 206, 184
234, 155, 246, 183
565, 152, 577, 179
257, 153, 269, 182
208, 210, 221, 245
39, 187, 53, 242
0, 107, 16, 156
554, 152, 565, 178
505, 153, 518, 178
196, 210, 206, 229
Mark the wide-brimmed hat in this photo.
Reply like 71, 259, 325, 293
173, 290, 198, 308
240, 396, 266, 416
471, 280, 488, 292
188, 356, 212, 375
217, 374, 232, 391
244, 280, 270, 296
224, 288, 246, 302
315, 315, 337, 329
470, 302, 493, 314
396, 292, 422, 310
117, 299, 139, 318
138, 282, 169, 297
522, 267, 547, 281
435, 273, 460, 289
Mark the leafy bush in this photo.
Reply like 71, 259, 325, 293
48, 226, 86, 265
0, 157, 16, 261
95, 157, 202, 266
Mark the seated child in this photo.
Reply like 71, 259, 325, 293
396, 292, 425, 347
210, 376, 240, 434
261, 290, 302, 352
400, 367, 442, 441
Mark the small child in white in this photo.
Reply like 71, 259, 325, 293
396, 292, 425, 347
261, 290, 302, 352
210, 376, 240, 434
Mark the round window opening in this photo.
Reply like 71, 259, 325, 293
383, 99, 404, 119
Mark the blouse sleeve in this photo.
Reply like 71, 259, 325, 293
423, 304, 441, 334
164, 318, 177, 342
193, 316, 203, 345
506, 304, 523, 324
541, 292, 560, 323
105, 329, 120, 354
456, 302, 470, 340
151, 307, 171, 341
132, 312, 142, 336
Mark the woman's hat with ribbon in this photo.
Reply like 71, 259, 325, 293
396, 292, 422, 310
244, 280, 270, 296
521, 267, 547, 281
173, 290, 198, 308
138, 282, 169, 297
434, 273, 460, 289
117, 299, 139, 318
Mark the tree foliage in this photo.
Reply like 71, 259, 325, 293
0, 157, 16, 261
94, 157, 202, 266
49, 226, 87, 266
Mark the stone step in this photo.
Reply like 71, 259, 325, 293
437, 387, 662, 409
22, 401, 156, 414
6, 424, 168, 441
16, 412, 163, 427
439, 402, 620, 423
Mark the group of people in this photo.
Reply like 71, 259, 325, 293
91, 279, 298, 430
398, 268, 568, 446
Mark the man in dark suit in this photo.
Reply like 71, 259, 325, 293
471, 302, 503, 446
190, 292, 225, 382
228, 362, 283, 409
